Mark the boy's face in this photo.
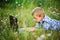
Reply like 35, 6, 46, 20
33, 11, 44, 23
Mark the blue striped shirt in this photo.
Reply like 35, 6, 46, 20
35, 15, 60, 30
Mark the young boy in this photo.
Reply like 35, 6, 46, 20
31, 7, 60, 40
32, 7, 60, 30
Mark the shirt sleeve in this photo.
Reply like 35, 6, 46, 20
35, 22, 40, 28
43, 22, 51, 30
51, 20, 60, 30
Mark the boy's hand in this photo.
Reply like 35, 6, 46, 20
26, 27, 36, 32
18, 27, 37, 32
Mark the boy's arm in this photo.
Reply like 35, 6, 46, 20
18, 23, 40, 32
51, 20, 60, 30
28, 22, 40, 32
43, 22, 51, 30
35, 22, 40, 28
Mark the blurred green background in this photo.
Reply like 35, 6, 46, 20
0, 0, 60, 40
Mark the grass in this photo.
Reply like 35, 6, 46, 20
0, 7, 60, 40
0, 0, 60, 40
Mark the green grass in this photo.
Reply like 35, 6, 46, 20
0, 7, 60, 40
0, 0, 60, 40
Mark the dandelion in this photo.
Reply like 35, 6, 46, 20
15, 15, 18, 17
36, 34, 45, 40
56, 13, 59, 15
40, 3, 42, 5
54, 8, 58, 11
18, 4, 20, 6
14, 32, 18, 35
21, 6, 23, 8
48, 7, 52, 10
36, 37, 41, 40
1, 20, 3, 22
52, 11, 56, 14
5, 19, 7, 21
3, 21, 6, 25
40, 34, 45, 39
16, 2, 18, 4
5, 0, 8, 1
48, 7, 50, 10
47, 33, 51, 37
49, 7, 52, 9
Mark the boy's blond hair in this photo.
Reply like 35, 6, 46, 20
32, 7, 44, 16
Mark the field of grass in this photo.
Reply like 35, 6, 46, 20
0, 0, 60, 40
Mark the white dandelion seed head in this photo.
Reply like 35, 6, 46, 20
54, 8, 58, 11
40, 34, 45, 39
50, 7, 52, 9
52, 11, 56, 14
56, 13, 59, 15
36, 37, 41, 40
3, 21, 6, 25
1, 20, 3, 22
5, 19, 7, 21
48, 7, 50, 10
21, 6, 23, 8
15, 15, 18, 17
36, 34, 45, 40
16, 1, 18, 4
18, 4, 20, 6
14, 32, 17, 35
5, 0, 8, 1
47, 33, 51, 37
